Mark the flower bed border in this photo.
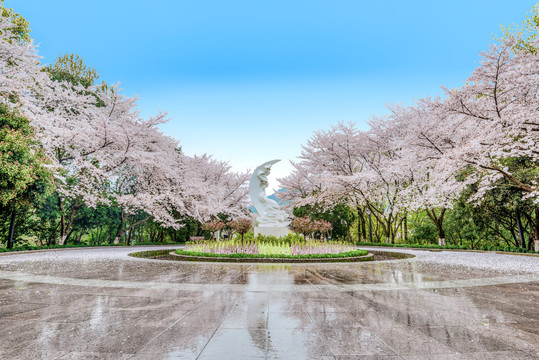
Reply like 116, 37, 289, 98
128, 249, 418, 263
168, 251, 374, 263
128, 249, 376, 263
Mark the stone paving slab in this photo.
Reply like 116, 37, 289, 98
0, 246, 537, 359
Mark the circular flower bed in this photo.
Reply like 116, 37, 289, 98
171, 239, 373, 263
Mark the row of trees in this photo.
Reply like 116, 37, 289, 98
0, 3, 250, 248
289, 216, 332, 240
201, 218, 252, 241
279, 6, 539, 251
4, 3, 539, 250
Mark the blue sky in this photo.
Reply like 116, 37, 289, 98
8, 0, 537, 190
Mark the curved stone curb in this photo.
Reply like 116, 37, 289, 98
367, 250, 416, 259
128, 249, 417, 263
128, 249, 377, 263
168, 251, 375, 263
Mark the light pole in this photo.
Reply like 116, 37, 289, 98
365, 209, 372, 243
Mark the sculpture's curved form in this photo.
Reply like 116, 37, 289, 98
249, 160, 290, 227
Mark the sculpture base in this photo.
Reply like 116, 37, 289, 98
255, 226, 289, 238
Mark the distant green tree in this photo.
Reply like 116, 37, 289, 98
0, 104, 51, 248
409, 214, 438, 245
46, 53, 100, 88
500, 3, 539, 54
0, 0, 31, 43
293, 203, 356, 240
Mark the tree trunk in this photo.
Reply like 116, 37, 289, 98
357, 215, 362, 243
115, 214, 150, 245
113, 211, 126, 244
138, 224, 144, 243
126, 227, 133, 245
361, 215, 367, 241
57, 197, 81, 246
426, 207, 446, 246
515, 207, 526, 248
404, 211, 408, 242
533, 208, 539, 252
47, 221, 61, 246
356, 206, 363, 243
64, 228, 75, 244
386, 214, 393, 244
7, 210, 16, 249
436, 223, 446, 246
58, 196, 66, 245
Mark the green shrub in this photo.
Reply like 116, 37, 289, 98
409, 223, 438, 244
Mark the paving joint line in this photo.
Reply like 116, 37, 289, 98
193, 273, 247, 360
294, 276, 336, 359
126, 272, 243, 359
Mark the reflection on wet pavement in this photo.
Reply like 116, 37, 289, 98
0, 246, 537, 359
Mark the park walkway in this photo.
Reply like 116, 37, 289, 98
0, 246, 537, 359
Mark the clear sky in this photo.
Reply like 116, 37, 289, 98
8, 0, 538, 190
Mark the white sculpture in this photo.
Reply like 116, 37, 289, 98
249, 159, 290, 228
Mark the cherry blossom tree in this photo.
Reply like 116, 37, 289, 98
385, 98, 475, 245
229, 218, 252, 245
290, 216, 315, 239
202, 219, 226, 240
281, 121, 409, 243
0, 16, 252, 245
290, 216, 333, 240
279, 122, 367, 236
315, 219, 333, 240
177, 154, 250, 220
438, 37, 539, 249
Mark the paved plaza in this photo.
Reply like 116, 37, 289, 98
0, 246, 537, 359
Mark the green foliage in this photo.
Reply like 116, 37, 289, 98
500, 3, 539, 54
0, 104, 51, 208
46, 53, 99, 88
0, 0, 31, 43
409, 215, 438, 244
293, 202, 356, 240
442, 179, 529, 249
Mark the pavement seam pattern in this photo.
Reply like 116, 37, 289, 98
293, 277, 335, 359
264, 286, 270, 359
302, 269, 404, 359
125, 271, 247, 359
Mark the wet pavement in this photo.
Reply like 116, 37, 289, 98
0, 246, 537, 359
